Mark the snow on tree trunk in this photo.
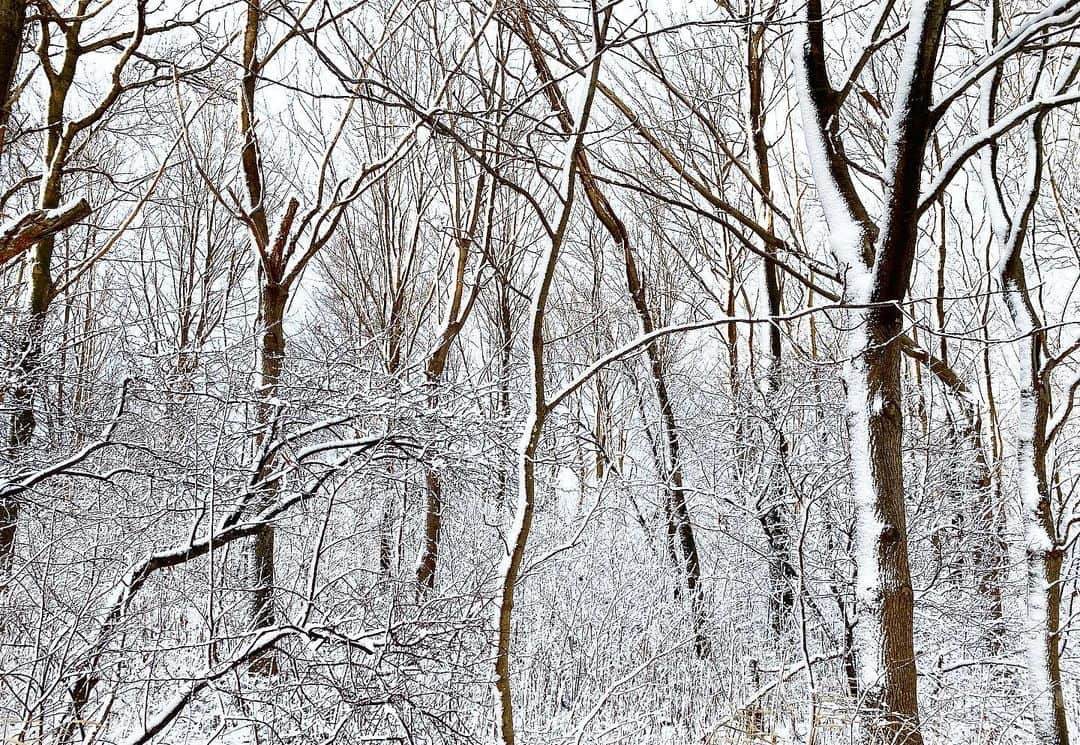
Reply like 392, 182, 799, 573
1005, 285, 1069, 745
847, 309, 923, 745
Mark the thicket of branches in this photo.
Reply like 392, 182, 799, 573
1, 0, 1080, 744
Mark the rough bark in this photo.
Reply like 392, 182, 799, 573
0, 0, 26, 155
247, 282, 286, 673
238, 0, 281, 673
995, 157, 1069, 745
0, 200, 92, 266
849, 306, 922, 744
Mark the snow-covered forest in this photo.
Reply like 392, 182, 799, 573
1, 0, 1079, 742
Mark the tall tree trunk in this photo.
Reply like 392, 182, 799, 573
747, 15, 796, 636
247, 281, 286, 673
3, 67, 72, 566
979, 266, 1007, 652
848, 305, 921, 744
416, 172, 486, 592
494, 9, 603, 739
1012, 328, 1068, 745
994, 169, 1069, 743
237, 0, 284, 672
0, 0, 25, 155
794, 1, 949, 740
977, 1, 1069, 727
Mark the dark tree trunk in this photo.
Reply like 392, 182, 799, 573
852, 305, 921, 744
0, 0, 26, 155
747, 18, 796, 636
247, 281, 286, 674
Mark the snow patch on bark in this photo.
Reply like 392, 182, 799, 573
790, 21, 871, 301
845, 321, 885, 694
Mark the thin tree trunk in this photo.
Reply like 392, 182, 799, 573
494, 8, 604, 739
977, 2, 1069, 728
747, 15, 796, 636
237, 0, 285, 673
998, 204, 1069, 744
979, 269, 1007, 651
512, 0, 707, 655
416, 171, 487, 592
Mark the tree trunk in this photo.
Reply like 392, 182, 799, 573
495, 413, 542, 745
0, 0, 25, 155
248, 281, 286, 674
3, 96, 69, 567
747, 18, 796, 636
1020, 370, 1069, 745
493, 12, 602, 737
512, 1, 708, 653
793, 1, 948, 738
416, 469, 443, 590
1002, 275, 1069, 744
849, 306, 922, 745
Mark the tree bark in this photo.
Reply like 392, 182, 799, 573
247, 281, 286, 673
0, 0, 26, 155
848, 305, 922, 744
977, 3, 1069, 728
793, 1, 950, 740
237, 0, 284, 673
3, 68, 73, 566
996, 170, 1069, 744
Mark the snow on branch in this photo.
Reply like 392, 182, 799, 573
0, 198, 92, 266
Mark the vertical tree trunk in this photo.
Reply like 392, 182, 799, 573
415, 173, 487, 592
979, 272, 1007, 652
848, 305, 922, 744
1016, 351, 1068, 745
3, 68, 72, 567
1000, 234, 1069, 744
978, 7, 1069, 725
793, 1, 949, 740
747, 16, 796, 636
236, 0, 283, 673
0, 0, 25, 155
494, 9, 603, 739
512, 1, 707, 654
247, 281, 286, 674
